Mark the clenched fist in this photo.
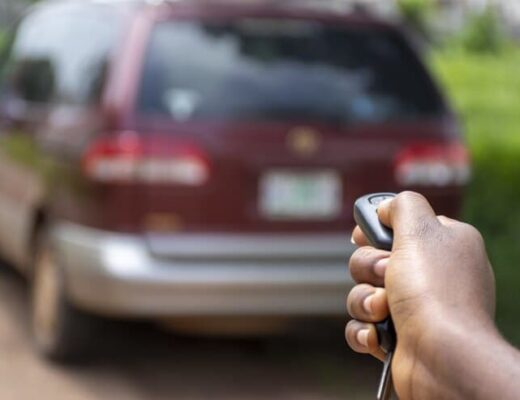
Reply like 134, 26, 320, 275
345, 192, 519, 400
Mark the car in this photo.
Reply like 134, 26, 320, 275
0, 0, 470, 361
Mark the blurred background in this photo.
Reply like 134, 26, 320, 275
0, 0, 519, 399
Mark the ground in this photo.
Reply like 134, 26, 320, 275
0, 263, 379, 400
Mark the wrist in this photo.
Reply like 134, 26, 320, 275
412, 313, 502, 399
398, 299, 496, 356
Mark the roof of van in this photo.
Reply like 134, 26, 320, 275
34, 0, 397, 29
36, 0, 385, 17
79, 0, 369, 11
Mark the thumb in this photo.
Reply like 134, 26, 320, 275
377, 192, 439, 245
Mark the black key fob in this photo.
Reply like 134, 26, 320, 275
353, 193, 396, 251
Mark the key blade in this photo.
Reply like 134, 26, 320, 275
377, 351, 394, 400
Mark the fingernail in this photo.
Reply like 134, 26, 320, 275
350, 235, 356, 244
374, 258, 389, 277
363, 294, 374, 315
356, 329, 370, 347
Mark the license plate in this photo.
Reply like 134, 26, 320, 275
260, 170, 342, 220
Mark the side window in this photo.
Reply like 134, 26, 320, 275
5, 10, 61, 105
5, 4, 119, 106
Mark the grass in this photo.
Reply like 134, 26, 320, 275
431, 47, 520, 345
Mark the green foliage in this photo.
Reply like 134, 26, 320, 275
397, 0, 434, 39
431, 48, 520, 345
460, 8, 505, 53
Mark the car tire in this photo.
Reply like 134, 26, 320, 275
31, 227, 98, 363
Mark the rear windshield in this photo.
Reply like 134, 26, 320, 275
137, 19, 445, 125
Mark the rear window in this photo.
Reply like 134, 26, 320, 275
137, 19, 445, 125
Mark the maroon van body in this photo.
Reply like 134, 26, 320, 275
0, 0, 469, 360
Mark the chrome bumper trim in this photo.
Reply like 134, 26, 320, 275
52, 223, 355, 317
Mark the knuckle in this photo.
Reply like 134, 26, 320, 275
346, 290, 360, 317
458, 222, 485, 245
345, 319, 357, 333
346, 285, 366, 317
345, 320, 375, 355
344, 323, 353, 345
414, 215, 435, 238
349, 246, 373, 269
345, 321, 360, 347
392, 192, 431, 229
394, 191, 426, 208
346, 293, 354, 316
344, 322, 351, 338
400, 214, 435, 242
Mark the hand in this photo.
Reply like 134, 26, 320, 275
345, 192, 497, 399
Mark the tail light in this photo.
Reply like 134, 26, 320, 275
395, 142, 471, 187
82, 132, 210, 186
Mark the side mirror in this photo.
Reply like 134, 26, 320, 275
13, 58, 55, 104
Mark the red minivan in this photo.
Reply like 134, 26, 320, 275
0, 0, 469, 360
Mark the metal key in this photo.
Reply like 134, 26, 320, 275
353, 193, 397, 400
376, 318, 397, 400
378, 351, 394, 400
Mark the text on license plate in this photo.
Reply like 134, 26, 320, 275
259, 170, 342, 220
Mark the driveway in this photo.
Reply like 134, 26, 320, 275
0, 263, 380, 400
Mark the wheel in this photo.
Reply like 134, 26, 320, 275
31, 228, 98, 362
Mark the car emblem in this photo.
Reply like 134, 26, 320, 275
287, 127, 321, 157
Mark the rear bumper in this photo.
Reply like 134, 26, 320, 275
53, 223, 354, 318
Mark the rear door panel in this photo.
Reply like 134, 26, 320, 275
137, 119, 450, 234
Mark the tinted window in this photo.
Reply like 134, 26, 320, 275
138, 19, 445, 125
3, 4, 119, 105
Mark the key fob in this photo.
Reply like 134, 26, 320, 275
353, 193, 395, 251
